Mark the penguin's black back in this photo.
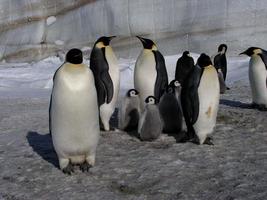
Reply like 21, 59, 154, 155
175, 54, 194, 86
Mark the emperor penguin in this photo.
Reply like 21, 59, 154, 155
213, 44, 228, 81
134, 36, 168, 111
181, 54, 220, 145
159, 84, 183, 134
90, 36, 120, 131
118, 89, 141, 131
50, 49, 99, 174
175, 51, 195, 87
240, 47, 267, 110
138, 96, 162, 141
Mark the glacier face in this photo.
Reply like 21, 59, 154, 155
0, 0, 266, 62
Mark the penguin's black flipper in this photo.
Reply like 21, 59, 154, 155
181, 65, 203, 137
90, 47, 114, 105
214, 53, 227, 80
259, 50, 267, 71
153, 51, 168, 101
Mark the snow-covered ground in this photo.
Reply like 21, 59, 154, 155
0, 53, 250, 98
1, 54, 267, 199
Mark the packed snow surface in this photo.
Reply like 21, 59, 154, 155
0, 53, 250, 98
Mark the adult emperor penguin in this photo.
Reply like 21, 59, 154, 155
240, 47, 267, 110
119, 89, 141, 131
134, 36, 168, 111
90, 36, 120, 131
175, 51, 195, 87
159, 84, 183, 133
213, 44, 228, 81
181, 53, 220, 145
50, 49, 99, 174
138, 96, 162, 141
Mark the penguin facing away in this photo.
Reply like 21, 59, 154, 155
119, 89, 141, 131
181, 53, 220, 145
214, 44, 228, 81
50, 49, 100, 174
159, 84, 183, 134
175, 51, 195, 87
138, 96, 163, 141
134, 36, 168, 111
213, 44, 229, 92
240, 47, 267, 110
90, 36, 120, 131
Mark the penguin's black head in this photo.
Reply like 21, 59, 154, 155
166, 85, 175, 94
95, 36, 116, 46
65, 48, 83, 64
197, 53, 212, 68
169, 80, 181, 88
127, 89, 139, 97
218, 44, 227, 53
182, 51, 190, 57
145, 96, 157, 105
136, 36, 157, 50
240, 47, 262, 57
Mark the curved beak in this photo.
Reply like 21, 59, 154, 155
136, 36, 146, 43
239, 51, 247, 56
109, 36, 116, 41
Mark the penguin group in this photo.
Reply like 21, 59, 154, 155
49, 35, 267, 174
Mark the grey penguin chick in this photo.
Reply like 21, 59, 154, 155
50, 49, 99, 174
159, 83, 183, 133
138, 96, 163, 141
119, 89, 141, 131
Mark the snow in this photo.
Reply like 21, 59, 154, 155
0, 53, 250, 98
46, 16, 57, 26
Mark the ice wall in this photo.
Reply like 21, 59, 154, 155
0, 0, 266, 62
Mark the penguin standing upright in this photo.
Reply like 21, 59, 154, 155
175, 51, 195, 87
213, 44, 228, 81
181, 54, 220, 145
138, 96, 162, 141
50, 49, 99, 174
134, 36, 168, 111
240, 47, 267, 110
159, 84, 183, 134
119, 89, 141, 131
90, 36, 120, 131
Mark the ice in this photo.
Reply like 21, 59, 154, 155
0, 53, 250, 98
46, 16, 57, 26
0, 0, 267, 62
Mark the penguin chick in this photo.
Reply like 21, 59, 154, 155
138, 96, 163, 141
119, 89, 141, 131
159, 84, 183, 134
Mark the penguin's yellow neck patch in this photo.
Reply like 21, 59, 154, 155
152, 44, 157, 51
254, 49, 262, 55
96, 42, 106, 48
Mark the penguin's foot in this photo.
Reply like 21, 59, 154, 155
203, 137, 214, 145
251, 103, 267, 111
257, 104, 267, 111
80, 162, 92, 172
62, 163, 74, 175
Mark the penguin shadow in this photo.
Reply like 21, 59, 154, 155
26, 131, 58, 168
164, 131, 188, 143
220, 99, 253, 109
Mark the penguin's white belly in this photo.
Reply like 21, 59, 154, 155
193, 66, 219, 144
249, 56, 267, 105
134, 50, 157, 110
51, 67, 99, 163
